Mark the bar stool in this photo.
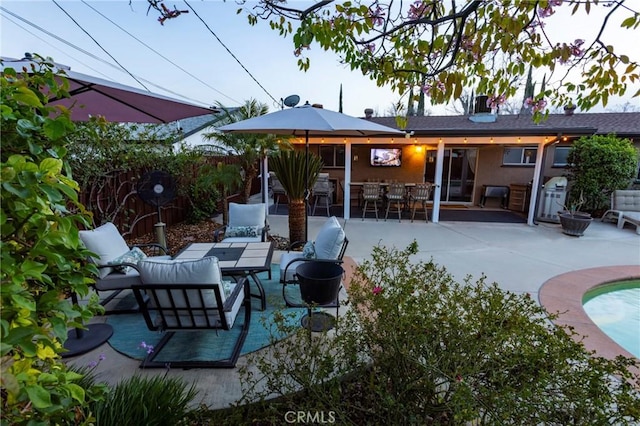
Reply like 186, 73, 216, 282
311, 176, 334, 216
362, 183, 382, 221
385, 182, 407, 222
410, 183, 433, 222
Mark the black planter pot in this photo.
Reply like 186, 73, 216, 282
295, 261, 344, 332
559, 212, 593, 237
296, 262, 343, 305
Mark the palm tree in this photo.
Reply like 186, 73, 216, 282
204, 99, 286, 204
269, 150, 323, 243
196, 162, 242, 225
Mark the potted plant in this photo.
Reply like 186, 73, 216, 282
558, 192, 592, 237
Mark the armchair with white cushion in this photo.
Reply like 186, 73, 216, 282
131, 256, 250, 368
279, 216, 348, 307
79, 222, 171, 313
214, 202, 269, 243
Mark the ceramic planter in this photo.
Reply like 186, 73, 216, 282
559, 212, 592, 237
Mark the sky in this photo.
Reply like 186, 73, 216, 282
1, 1, 639, 118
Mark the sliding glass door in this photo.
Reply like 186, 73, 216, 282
425, 148, 477, 203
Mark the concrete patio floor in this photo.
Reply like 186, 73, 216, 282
65, 215, 640, 410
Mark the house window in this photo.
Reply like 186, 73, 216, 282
503, 146, 537, 165
552, 146, 571, 167
318, 144, 345, 168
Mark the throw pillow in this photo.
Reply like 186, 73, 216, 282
225, 225, 260, 238
222, 280, 233, 298
302, 241, 316, 259
108, 247, 148, 274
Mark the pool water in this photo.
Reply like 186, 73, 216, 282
582, 280, 640, 358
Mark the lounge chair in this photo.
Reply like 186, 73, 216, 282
601, 190, 640, 234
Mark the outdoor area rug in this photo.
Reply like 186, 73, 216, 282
106, 263, 306, 363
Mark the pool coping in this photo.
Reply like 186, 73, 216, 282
539, 265, 640, 363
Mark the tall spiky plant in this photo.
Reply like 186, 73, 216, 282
269, 150, 323, 242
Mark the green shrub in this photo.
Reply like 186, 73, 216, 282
89, 374, 198, 426
1, 56, 107, 424
566, 134, 638, 213
186, 162, 230, 223
234, 242, 640, 425
66, 120, 215, 229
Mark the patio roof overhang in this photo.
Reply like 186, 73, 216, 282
290, 127, 600, 145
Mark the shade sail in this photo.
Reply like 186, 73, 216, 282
1, 58, 216, 123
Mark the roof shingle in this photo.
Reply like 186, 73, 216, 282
367, 112, 640, 138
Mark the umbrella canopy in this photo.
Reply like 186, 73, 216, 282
218, 103, 404, 239
1, 57, 216, 123
217, 103, 404, 137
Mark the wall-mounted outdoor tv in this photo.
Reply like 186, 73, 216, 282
370, 148, 402, 167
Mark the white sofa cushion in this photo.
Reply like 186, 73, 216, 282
223, 203, 267, 243
279, 217, 345, 282
228, 203, 266, 228
314, 216, 346, 259
79, 222, 131, 279
279, 252, 306, 282
137, 257, 241, 328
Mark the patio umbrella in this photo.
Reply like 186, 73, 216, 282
1, 57, 216, 123
217, 102, 404, 239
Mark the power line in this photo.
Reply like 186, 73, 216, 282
1, 6, 121, 79
183, 0, 280, 106
51, 0, 150, 91
0, 6, 211, 106
0, 12, 112, 79
80, 0, 239, 105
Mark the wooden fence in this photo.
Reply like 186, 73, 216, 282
78, 155, 258, 238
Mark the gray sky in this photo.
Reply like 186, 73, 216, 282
1, 1, 638, 116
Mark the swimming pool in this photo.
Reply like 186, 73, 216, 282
582, 280, 640, 359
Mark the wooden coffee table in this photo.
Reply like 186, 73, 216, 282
173, 241, 274, 310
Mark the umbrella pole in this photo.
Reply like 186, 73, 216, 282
261, 155, 269, 218
305, 130, 309, 241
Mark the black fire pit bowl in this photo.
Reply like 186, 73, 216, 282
295, 261, 344, 332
